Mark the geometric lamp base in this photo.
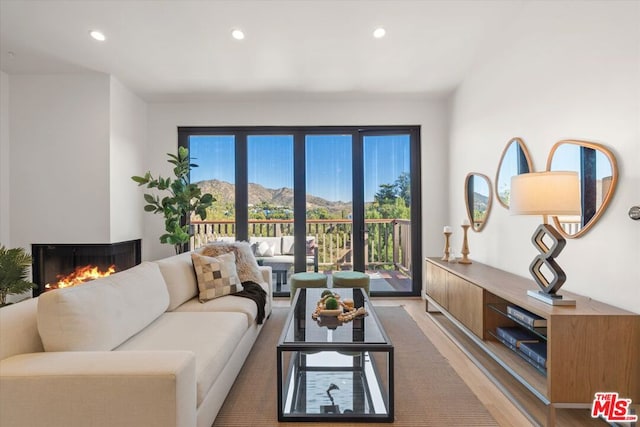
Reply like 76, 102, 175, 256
527, 224, 575, 307
527, 290, 576, 306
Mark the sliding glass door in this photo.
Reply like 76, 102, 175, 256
180, 126, 421, 297
247, 135, 295, 292
305, 134, 354, 279
362, 133, 413, 293
187, 135, 236, 246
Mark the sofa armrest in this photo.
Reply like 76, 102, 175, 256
0, 351, 196, 427
259, 265, 273, 295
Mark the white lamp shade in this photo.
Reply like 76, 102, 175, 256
510, 171, 581, 215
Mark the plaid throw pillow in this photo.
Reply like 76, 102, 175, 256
191, 252, 243, 302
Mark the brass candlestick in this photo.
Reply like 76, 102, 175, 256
442, 231, 452, 261
459, 224, 472, 264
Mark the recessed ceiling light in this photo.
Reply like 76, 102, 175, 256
373, 27, 386, 39
231, 29, 245, 40
89, 30, 106, 41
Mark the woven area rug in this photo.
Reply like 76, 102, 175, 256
212, 306, 497, 426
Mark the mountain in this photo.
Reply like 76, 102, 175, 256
195, 179, 352, 212
473, 191, 489, 212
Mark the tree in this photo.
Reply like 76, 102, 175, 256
307, 207, 330, 220
365, 174, 411, 266
369, 174, 411, 220
132, 147, 215, 254
394, 172, 411, 206
374, 183, 397, 205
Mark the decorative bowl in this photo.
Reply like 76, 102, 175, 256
318, 309, 342, 317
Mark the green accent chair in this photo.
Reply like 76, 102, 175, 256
289, 272, 328, 302
332, 271, 370, 295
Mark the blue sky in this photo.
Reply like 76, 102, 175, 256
189, 134, 410, 203
550, 144, 612, 179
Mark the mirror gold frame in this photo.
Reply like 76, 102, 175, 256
465, 172, 493, 232
546, 139, 618, 239
495, 137, 534, 209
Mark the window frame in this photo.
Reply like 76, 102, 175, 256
178, 125, 422, 297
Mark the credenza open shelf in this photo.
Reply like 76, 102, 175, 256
424, 257, 639, 421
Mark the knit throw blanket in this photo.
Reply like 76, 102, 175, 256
235, 281, 268, 324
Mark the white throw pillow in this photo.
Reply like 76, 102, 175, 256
37, 262, 170, 352
281, 236, 295, 255
155, 251, 199, 311
255, 240, 276, 257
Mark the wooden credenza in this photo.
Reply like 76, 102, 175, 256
424, 257, 639, 417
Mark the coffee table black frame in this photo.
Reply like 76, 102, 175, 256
277, 288, 394, 422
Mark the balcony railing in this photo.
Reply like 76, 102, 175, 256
191, 218, 412, 275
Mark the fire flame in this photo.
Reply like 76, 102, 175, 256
45, 265, 116, 290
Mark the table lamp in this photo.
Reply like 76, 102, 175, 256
510, 171, 581, 306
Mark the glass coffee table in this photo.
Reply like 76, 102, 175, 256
277, 287, 394, 422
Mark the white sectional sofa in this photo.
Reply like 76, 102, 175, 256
0, 251, 272, 427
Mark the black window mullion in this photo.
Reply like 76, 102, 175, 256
352, 131, 365, 272
235, 133, 248, 241
293, 131, 306, 273
410, 128, 422, 296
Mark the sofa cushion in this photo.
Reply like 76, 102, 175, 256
37, 262, 169, 352
174, 280, 270, 326
260, 255, 316, 266
199, 241, 263, 284
154, 251, 199, 311
114, 312, 247, 406
191, 252, 243, 302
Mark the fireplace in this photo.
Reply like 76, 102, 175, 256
31, 239, 141, 296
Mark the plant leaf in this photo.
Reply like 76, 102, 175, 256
133, 146, 214, 251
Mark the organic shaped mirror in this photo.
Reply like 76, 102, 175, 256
465, 173, 493, 232
495, 137, 534, 208
547, 140, 618, 238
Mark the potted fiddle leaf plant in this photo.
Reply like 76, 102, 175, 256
0, 245, 36, 306
132, 146, 215, 254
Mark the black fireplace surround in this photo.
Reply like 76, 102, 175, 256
31, 239, 141, 296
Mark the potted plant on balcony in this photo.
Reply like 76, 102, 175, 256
132, 146, 215, 254
0, 246, 36, 306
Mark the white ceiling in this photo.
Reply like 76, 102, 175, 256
0, 0, 526, 102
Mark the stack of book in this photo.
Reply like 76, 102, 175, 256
495, 326, 540, 349
519, 342, 547, 369
506, 305, 547, 328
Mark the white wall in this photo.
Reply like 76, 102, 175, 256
8, 73, 147, 252
9, 73, 111, 252
0, 71, 9, 246
146, 96, 449, 262
449, 1, 640, 313
109, 76, 147, 243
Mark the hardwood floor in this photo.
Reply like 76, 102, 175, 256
273, 296, 612, 426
